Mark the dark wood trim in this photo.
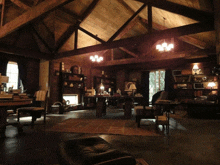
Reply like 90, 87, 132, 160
78, 27, 105, 43
0, 44, 53, 60
108, 3, 147, 42
136, 0, 214, 21
54, 0, 100, 52
55, 20, 214, 59
31, 24, 53, 53
0, 0, 75, 38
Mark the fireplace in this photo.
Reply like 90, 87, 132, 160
63, 94, 78, 105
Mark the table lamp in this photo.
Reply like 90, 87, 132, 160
129, 83, 137, 96
0, 74, 9, 93
207, 82, 216, 89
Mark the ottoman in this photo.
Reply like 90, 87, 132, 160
58, 136, 136, 165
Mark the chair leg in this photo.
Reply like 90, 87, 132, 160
137, 116, 141, 127
43, 111, 46, 124
31, 116, 37, 128
17, 111, 20, 122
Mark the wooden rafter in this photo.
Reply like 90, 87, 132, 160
95, 52, 186, 67
119, 47, 138, 58
55, 0, 100, 52
31, 24, 53, 53
10, 0, 31, 10
79, 27, 105, 43
108, 3, 147, 42
136, 0, 214, 21
142, 19, 207, 49
1, 0, 5, 26
56, 20, 214, 59
59, 7, 82, 22
33, 0, 40, 6
0, 0, 75, 39
0, 43, 52, 60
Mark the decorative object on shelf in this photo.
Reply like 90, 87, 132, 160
70, 83, 74, 87
192, 63, 201, 75
156, 17, 174, 52
70, 65, 80, 74
212, 65, 220, 76
207, 82, 216, 89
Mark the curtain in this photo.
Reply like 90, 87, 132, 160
17, 59, 27, 91
141, 71, 149, 105
165, 69, 176, 100
0, 57, 8, 75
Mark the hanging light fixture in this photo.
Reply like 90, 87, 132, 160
90, 55, 103, 62
90, 35, 103, 62
156, 17, 174, 52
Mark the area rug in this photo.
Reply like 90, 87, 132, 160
47, 118, 159, 136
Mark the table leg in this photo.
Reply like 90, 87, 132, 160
0, 107, 7, 137
96, 98, 106, 117
124, 98, 133, 119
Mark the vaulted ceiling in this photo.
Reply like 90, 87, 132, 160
0, 0, 217, 67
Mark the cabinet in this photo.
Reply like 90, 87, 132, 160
173, 74, 218, 100
93, 76, 116, 95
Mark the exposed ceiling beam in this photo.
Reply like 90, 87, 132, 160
94, 48, 215, 67
142, 18, 207, 49
108, 3, 147, 42
10, 0, 31, 10
55, 20, 214, 59
0, 43, 52, 60
79, 27, 105, 43
1, 0, 5, 26
95, 52, 186, 67
135, 0, 214, 21
0, 0, 75, 39
31, 25, 53, 53
59, 7, 82, 22
55, 0, 100, 52
119, 47, 138, 58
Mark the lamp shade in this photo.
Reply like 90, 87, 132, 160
129, 83, 136, 90
1, 76, 9, 83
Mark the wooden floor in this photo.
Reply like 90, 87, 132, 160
1, 107, 220, 165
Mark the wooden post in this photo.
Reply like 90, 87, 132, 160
214, 0, 220, 65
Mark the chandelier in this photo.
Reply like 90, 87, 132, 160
156, 40, 174, 52
156, 17, 174, 52
90, 34, 103, 62
90, 55, 103, 62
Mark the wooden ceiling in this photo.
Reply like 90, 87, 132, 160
0, 0, 216, 67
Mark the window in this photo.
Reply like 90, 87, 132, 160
149, 70, 165, 102
6, 61, 19, 89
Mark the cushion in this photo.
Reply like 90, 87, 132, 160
58, 136, 136, 165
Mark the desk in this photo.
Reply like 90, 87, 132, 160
0, 99, 32, 136
84, 95, 144, 118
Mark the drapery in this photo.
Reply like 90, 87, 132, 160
0, 57, 8, 75
17, 59, 27, 91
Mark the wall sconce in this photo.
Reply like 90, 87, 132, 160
192, 64, 201, 75
207, 82, 216, 89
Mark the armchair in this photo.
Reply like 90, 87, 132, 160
17, 90, 48, 128
134, 91, 164, 127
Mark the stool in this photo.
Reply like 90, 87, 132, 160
58, 136, 136, 165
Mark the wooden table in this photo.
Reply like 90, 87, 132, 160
0, 99, 32, 137
84, 95, 144, 119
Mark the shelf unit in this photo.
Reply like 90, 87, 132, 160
93, 76, 116, 95
173, 74, 218, 100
